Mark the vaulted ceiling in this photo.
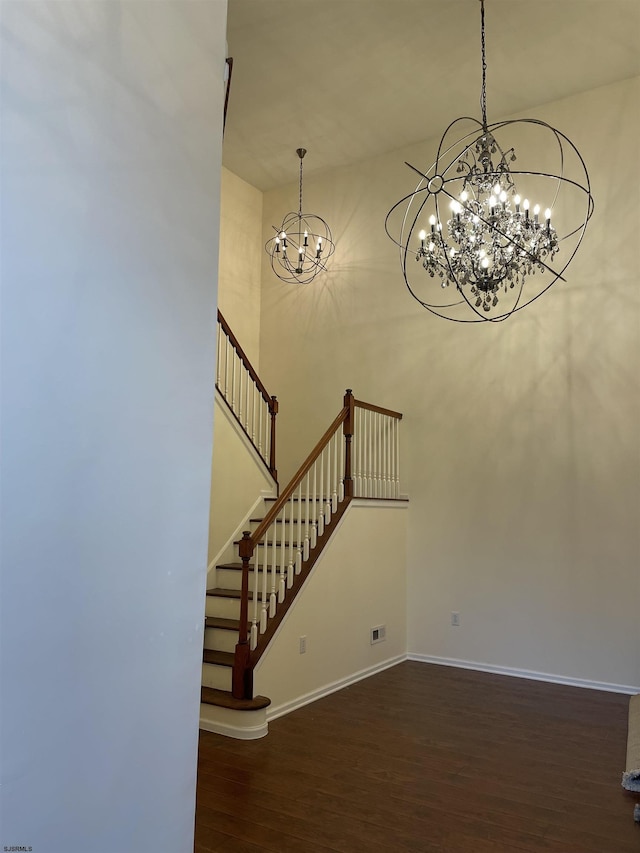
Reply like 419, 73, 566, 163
223, 0, 640, 192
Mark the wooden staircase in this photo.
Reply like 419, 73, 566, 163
203, 314, 403, 737
201, 550, 271, 727
201, 495, 349, 710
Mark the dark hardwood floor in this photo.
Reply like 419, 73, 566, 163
194, 661, 639, 852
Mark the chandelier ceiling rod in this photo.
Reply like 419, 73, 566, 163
297, 147, 306, 216
480, 0, 488, 131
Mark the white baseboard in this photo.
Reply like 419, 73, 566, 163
199, 705, 268, 740
266, 654, 406, 722
408, 653, 640, 695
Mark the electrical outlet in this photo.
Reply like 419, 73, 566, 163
299, 635, 307, 654
370, 625, 386, 645
451, 612, 460, 627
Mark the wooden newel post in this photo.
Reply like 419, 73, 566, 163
232, 531, 253, 700
343, 388, 354, 498
269, 396, 278, 482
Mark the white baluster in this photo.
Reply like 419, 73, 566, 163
269, 525, 277, 618
375, 412, 380, 498
238, 362, 243, 424
332, 430, 338, 512
371, 411, 376, 498
324, 445, 332, 526
288, 495, 296, 583
223, 337, 229, 398
303, 471, 310, 560
395, 417, 401, 497
354, 407, 361, 497
362, 409, 368, 497
360, 407, 366, 497
216, 322, 222, 389
279, 507, 286, 602
260, 535, 268, 633
257, 395, 264, 458
375, 412, 382, 498
311, 462, 318, 548
367, 411, 375, 498
246, 368, 251, 432
296, 482, 303, 574
380, 415, 387, 498
250, 544, 259, 650
387, 418, 395, 498
231, 347, 237, 413
288, 492, 295, 584
318, 451, 325, 536
251, 386, 257, 446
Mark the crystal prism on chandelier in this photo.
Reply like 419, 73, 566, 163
385, 0, 593, 323
417, 134, 559, 311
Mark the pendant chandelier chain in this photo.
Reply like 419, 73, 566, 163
298, 156, 304, 215
480, 0, 488, 131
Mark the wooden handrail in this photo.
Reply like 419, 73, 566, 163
354, 399, 403, 419
233, 400, 349, 698
217, 310, 274, 409
217, 309, 278, 480
232, 389, 403, 699
248, 405, 349, 550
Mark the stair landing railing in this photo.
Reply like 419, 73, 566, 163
216, 310, 278, 481
232, 389, 403, 700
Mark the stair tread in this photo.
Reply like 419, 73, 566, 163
265, 496, 325, 502
215, 562, 280, 574
201, 686, 271, 711
206, 587, 257, 600
249, 517, 304, 523
203, 649, 234, 667
205, 616, 240, 631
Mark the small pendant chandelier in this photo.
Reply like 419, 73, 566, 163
266, 148, 335, 285
385, 0, 594, 323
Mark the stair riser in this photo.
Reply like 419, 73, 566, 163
202, 663, 232, 691
216, 568, 291, 592
216, 568, 257, 591
205, 596, 241, 620
204, 627, 238, 653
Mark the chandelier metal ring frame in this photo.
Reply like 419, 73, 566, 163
385, 0, 594, 323
265, 148, 335, 285
385, 115, 594, 322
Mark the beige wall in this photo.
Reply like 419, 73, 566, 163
258, 77, 640, 690
255, 502, 408, 715
207, 390, 276, 567
218, 166, 263, 367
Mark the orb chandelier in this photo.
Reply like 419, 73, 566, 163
385, 0, 594, 323
266, 148, 335, 285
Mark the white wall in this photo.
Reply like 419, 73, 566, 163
255, 501, 408, 715
259, 77, 640, 691
0, 2, 227, 851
